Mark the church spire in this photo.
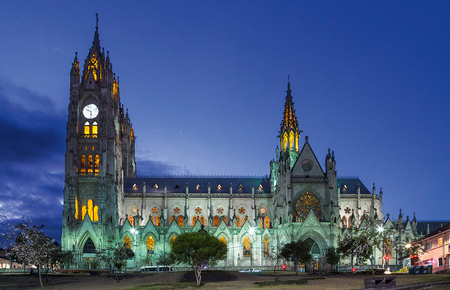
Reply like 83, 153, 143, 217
92, 13, 101, 54
279, 77, 302, 152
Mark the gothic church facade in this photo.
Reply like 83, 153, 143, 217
62, 24, 415, 270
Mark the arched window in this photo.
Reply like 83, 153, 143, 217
87, 155, 93, 174
83, 237, 96, 253
84, 121, 90, 135
178, 216, 184, 226
81, 155, 86, 174
199, 216, 205, 226
82, 205, 87, 221
75, 197, 79, 220
282, 132, 288, 150
92, 121, 98, 137
192, 216, 197, 226
236, 216, 241, 227
124, 236, 131, 249
264, 216, 270, 229
264, 236, 269, 257
170, 236, 176, 251
341, 216, 347, 228
220, 236, 227, 258
213, 216, 220, 226
289, 131, 294, 149
243, 237, 251, 257
242, 215, 248, 225
170, 216, 174, 224
147, 236, 155, 256
93, 205, 98, 221
88, 199, 94, 221
222, 216, 227, 225
348, 217, 352, 228
94, 155, 99, 175
156, 215, 161, 226
260, 217, 263, 229
128, 216, 134, 226
151, 215, 155, 225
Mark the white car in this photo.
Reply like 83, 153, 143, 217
239, 268, 261, 273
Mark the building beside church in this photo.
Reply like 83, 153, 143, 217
61, 22, 418, 271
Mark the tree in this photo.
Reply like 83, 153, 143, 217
97, 245, 134, 273
155, 251, 173, 268
280, 239, 312, 275
324, 247, 340, 272
170, 231, 227, 286
6, 224, 55, 290
339, 234, 365, 274
269, 240, 285, 273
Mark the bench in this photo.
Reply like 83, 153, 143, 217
364, 276, 396, 289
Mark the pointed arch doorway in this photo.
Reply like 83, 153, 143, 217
304, 238, 321, 272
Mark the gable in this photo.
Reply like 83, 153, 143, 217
292, 140, 325, 177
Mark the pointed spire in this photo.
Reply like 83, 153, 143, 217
92, 13, 101, 54
279, 77, 302, 152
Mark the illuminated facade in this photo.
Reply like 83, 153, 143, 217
62, 22, 418, 271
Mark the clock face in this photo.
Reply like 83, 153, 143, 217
83, 104, 99, 119
301, 159, 313, 172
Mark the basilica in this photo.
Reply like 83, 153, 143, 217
61, 22, 418, 271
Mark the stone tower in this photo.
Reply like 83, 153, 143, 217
61, 16, 136, 264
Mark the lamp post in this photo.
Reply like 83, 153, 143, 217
130, 228, 139, 272
249, 227, 255, 268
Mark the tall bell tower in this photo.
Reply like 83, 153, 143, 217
61, 15, 136, 259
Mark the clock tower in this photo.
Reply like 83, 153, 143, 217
61, 16, 136, 263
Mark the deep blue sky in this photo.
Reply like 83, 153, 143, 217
1, 1, 449, 242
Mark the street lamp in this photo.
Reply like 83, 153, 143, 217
130, 228, 139, 272
249, 227, 255, 268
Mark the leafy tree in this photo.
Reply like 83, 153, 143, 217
280, 239, 312, 275
5, 224, 54, 289
155, 251, 173, 268
324, 247, 340, 272
60, 250, 75, 269
170, 231, 227, 286
339, 234, 364, 274
97, 245, 134, 273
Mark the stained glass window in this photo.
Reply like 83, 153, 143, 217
243, 237, 251, 257
220, 237, 227, 258
222, 216, 227, 225
217, 207, 223, 214
236, 216, 241, 227
147, 236, 154, 255
192, 216, 197, 226
170, 236, 176, 251
124, 236, 131, 249
263, 236, 269, 257
239, 207, 245, 214
260, 208, 266, 214
199, 216, 205, 226
178, 216, 184, 226
213, 216, 220, 226
173, 207, 180, 214
83, 238, 96, 253
156, 215, 161, 226
151, 215, 155, 225
195, 207, 202, 214
295, 192, 320, 222
152, 207, 159, 213
264, 216, 270, 229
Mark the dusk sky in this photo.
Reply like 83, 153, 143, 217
1, 1, 449, 243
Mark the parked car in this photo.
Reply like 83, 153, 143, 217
239, 268, 261, 273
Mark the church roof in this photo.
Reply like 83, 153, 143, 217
416, 221, 450, 236
337, 178, 371, 195
124, 176, 270, 194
